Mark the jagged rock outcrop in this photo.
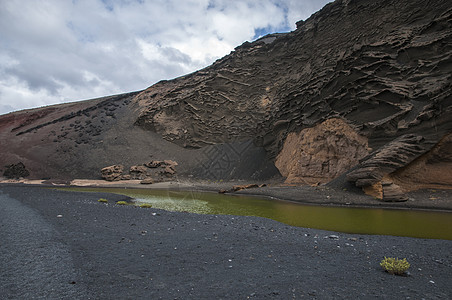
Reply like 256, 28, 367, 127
144, 160, 178, 180
0, 0, 451, 202
346, 134, 436, 200
219, 183, 267, 194
347, 134, 433, 186
144, 160, 178, 177
275, 118, 369, 185
134, 0, 452, 159
129, 165, 149, 180
390, 132, 452, 191
101, 165, 124, 181
100, 160, 179, 183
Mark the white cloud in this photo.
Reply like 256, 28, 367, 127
0, 0, 331, 115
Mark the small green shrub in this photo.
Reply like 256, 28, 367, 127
139, 203, 153, 208
116, 201, 128, 205
380, 257, 410, 275
98, 198, 108, 203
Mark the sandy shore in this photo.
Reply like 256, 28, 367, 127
1, 184, 451, 299
2, 177, 451, 211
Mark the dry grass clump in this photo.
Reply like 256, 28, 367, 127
380, 257, 410, 275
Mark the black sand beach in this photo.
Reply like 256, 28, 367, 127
1, 184, 451, 299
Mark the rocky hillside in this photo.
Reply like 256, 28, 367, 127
1, 0, 451, 201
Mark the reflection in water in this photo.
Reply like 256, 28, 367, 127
63, 187, 452, 240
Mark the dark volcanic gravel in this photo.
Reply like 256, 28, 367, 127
1, 185, 451, 299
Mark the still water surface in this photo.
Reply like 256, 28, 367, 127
66, 187, 452, 240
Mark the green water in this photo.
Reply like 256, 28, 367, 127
63, 187, 452, 240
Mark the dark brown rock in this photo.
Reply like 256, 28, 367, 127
222, 183, 267, 193
163, 160, 178, 167
232, 184, 259, 192
144, 160, 164, 168
129, 165, 149, 180
163, 166, 176, 177
120, 174, 131, 180
347, 134, 434, 187
101, 165, 123, 181
390, 132, 452, 191
140, 177, 154, 184
346, 134, 436, 200
381, 181, 408, 202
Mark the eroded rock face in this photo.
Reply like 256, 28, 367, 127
346, 133, 452, 200
101, 165, 124, 181
391, 133, 452, 191
276, 119, 369, 184
101, 160, 178, 182
134, 0, 452, 162
347, 134, 433, 187
346, 134, 435, 200
144, 160, 178, 179
129, 165, 149, 180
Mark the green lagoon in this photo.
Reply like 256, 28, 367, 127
62, 187, 452, 240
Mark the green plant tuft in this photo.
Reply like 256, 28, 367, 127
98, 198, 108, 203
380, 257, 410, 275
116, 201, 128, 205
139, 203, 153, 208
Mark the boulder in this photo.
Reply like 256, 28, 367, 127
3, 162, 30, 179
382, 181, 408, 202
144, 160, 178, 178
120, 174, 131, 180
163, 160, 178, 168
276, 118, 369, 185
101, 165, 124, 181
163, 166, 176, 177
129, 165, 149, 180
228, 184, 266, 192
140, 177, 154, 184
232, 184, 259, 192
163, 161, 178, 177
144, 160, 164, 168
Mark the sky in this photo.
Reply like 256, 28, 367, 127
0, 0, 331, 115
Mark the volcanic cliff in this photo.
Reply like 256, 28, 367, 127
1, 0, 451, 201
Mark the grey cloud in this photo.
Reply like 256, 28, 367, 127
0, 0, 331, 114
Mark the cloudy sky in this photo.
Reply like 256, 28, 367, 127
0, 0, 330, 115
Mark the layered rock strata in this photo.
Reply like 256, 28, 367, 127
275, 118, 369, 185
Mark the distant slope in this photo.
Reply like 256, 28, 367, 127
0, 91, 277, 180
